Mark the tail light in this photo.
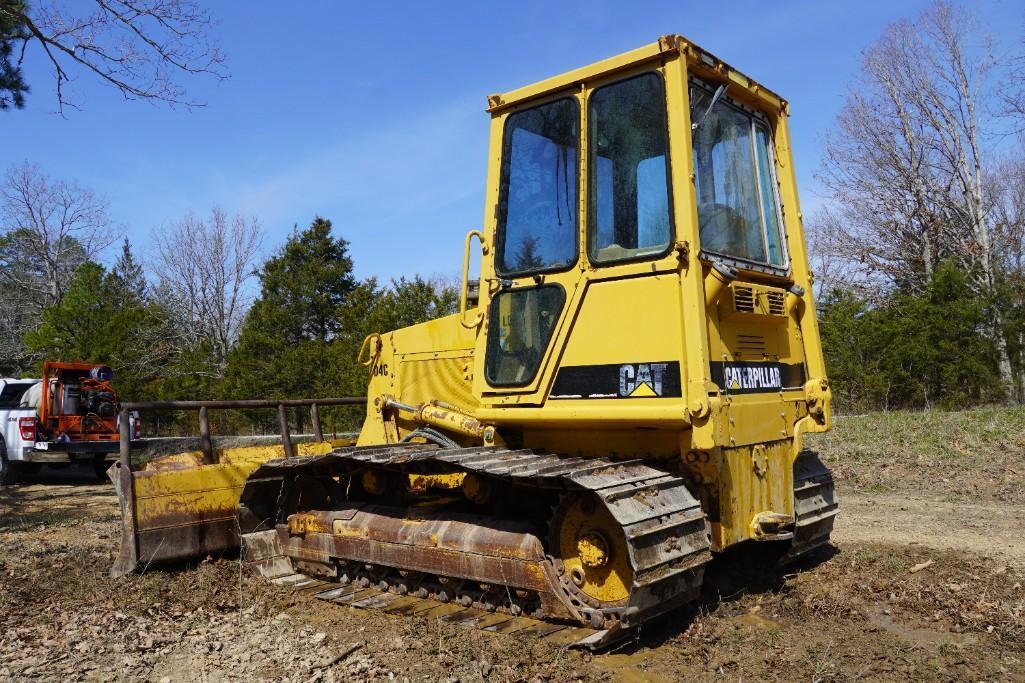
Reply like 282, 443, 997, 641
18, 416, 37, 441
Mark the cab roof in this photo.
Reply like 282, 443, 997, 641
486, 34, 786, 115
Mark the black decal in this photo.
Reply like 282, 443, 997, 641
551, 361, 682, 399
709, 360, 805, 395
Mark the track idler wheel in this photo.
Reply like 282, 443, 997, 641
461, 473, 494, 504
550, 492, 633, 622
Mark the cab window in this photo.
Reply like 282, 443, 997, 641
484, 286, 565, 387
588, 72, 672, 264
496, 98, 579, 275
691, 80, 787, 268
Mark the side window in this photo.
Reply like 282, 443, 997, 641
754, 125, 784, 266
497, 98, 579, 275
691, 80, 787, 268
485, 286, 565, 387
588, 73, 672, 264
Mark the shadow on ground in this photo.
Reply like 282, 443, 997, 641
605, 542, 841, 654
13, 465, 108, 486
0, 467, 117, 531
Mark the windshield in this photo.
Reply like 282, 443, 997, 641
691, 81, 786, 268
496, 97, 579, 275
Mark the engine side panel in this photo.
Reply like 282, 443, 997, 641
358, 312, 478, 446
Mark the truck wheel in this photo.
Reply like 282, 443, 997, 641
0, 449, 21, 486
93, 455, 111, 482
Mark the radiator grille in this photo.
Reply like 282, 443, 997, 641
733, 287, 756, 313
767, 291, 786, 316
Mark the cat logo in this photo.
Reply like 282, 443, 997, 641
549, 360, 682, 400
619, 363, 669, 397
723, 364, 782, 392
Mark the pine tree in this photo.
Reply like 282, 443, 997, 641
819, 262, 1003, 411
23, 263, 121, 362
111, 237, 146, 303
224, 218, 459, 431
224, 217, 357, 404
253, 217, 356, 342
0, 3, 29, 110
22, 261, 167, 399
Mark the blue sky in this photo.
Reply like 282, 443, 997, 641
5, 0, 1024, 282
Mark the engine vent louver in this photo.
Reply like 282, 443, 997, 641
767, 291, 786, 316
733, 287, 756, 313
736, 334, 767, 356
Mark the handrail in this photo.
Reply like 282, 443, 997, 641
460, 229, 487, 328
118, 397, 366, 468
121, 397, 365, 411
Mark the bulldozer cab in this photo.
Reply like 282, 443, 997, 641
462, 35, 829, 458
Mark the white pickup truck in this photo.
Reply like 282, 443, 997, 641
0, 365, 140, 485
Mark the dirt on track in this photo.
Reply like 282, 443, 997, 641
1, 468, 1023, 682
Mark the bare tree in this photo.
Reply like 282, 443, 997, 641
0, 161, 116, 305
0, 0, 227, 113
0, 281, 36, 374
151, 208, 262, 371
988, 155, 1025, 401
0, 161, 116, 373
1002, 30, 1025, 128
812, 0, 1018, 388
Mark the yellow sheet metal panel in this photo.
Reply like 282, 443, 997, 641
488, 34, 788, 116
487, 39, 671, 112
714, 440, 795, 548
520, 428, 680, 460
391, 312, 477, 357
556, 275, 683, 369
399, 356, 476, 412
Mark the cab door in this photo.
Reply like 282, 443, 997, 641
471, 93, 584, 403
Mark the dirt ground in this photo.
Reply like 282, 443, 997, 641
2, 414, 1024, 681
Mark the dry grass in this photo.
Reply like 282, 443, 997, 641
807, 406, 1025, 503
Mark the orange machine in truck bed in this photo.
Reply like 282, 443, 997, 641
37, 361, 121, 443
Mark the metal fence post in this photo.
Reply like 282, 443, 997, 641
119, 407, 131, 470
278, 403, 295, 458
198, 405, 214, 464
110, 407, 139, 577
311, 403, 323, 442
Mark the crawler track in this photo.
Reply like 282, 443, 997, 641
787, 450, 839, 560
272, 571, 609, 648
239, 444, 712, 648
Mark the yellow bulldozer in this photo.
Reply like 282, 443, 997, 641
111, 34, 836, 648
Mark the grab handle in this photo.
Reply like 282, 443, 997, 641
460, 230, 487, 328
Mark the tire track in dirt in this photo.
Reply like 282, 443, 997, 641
834, 492, 1025, 568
